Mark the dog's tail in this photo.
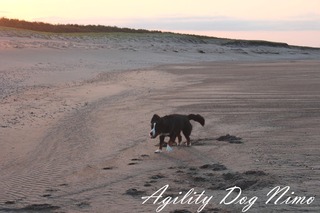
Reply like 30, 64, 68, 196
188, 114, 205, 126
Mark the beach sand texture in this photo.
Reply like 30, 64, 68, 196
1, 29, 320, 212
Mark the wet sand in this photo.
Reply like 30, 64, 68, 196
1, 30, 320, 212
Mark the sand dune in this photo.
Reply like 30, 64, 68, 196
1, 29, 320, 212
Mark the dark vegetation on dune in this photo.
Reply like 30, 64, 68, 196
2, 17, 319, 49
0, 17, 159, 34
222, 40, 290, 48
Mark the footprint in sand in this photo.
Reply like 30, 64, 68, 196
150, 174, 165, 179
4, 201, 15, 205
125, 188, 145, 197
102, 166, 114, 170
76, 201, 91, 209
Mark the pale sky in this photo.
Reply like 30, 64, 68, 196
1, 0, 320, 47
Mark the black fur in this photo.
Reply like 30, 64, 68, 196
150, 114, 205, 151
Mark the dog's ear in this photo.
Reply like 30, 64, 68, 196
151, 114, 160, 122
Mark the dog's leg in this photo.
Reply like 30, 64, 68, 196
168, 134, 177, 147
185, 135, 191, 146
183, 124, 192, 147
177, 133, 182, 146
167, 134, 176, 152
166, 142, 173, 152
166, 134, 176, 152
155, 135, 165, 153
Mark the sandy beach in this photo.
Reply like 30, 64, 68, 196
1, 29, 320, 212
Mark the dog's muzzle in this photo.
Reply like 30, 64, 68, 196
149, 132, 154, 138
150, 130, 156, 138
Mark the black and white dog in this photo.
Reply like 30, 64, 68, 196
149, 114, 205, 153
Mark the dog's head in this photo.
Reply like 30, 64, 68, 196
149, 114, 162, 139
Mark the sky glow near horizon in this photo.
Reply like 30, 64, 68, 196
1, 0, 320, 47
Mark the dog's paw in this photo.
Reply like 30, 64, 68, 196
185, 142, 192, 147
155, 149, 162, 153
166, 145, 173, 152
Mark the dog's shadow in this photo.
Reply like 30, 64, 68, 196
156, 135, 243, 147
156, 137, 217, 147
193, 134, 244, 145
190, 137, 217, 146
